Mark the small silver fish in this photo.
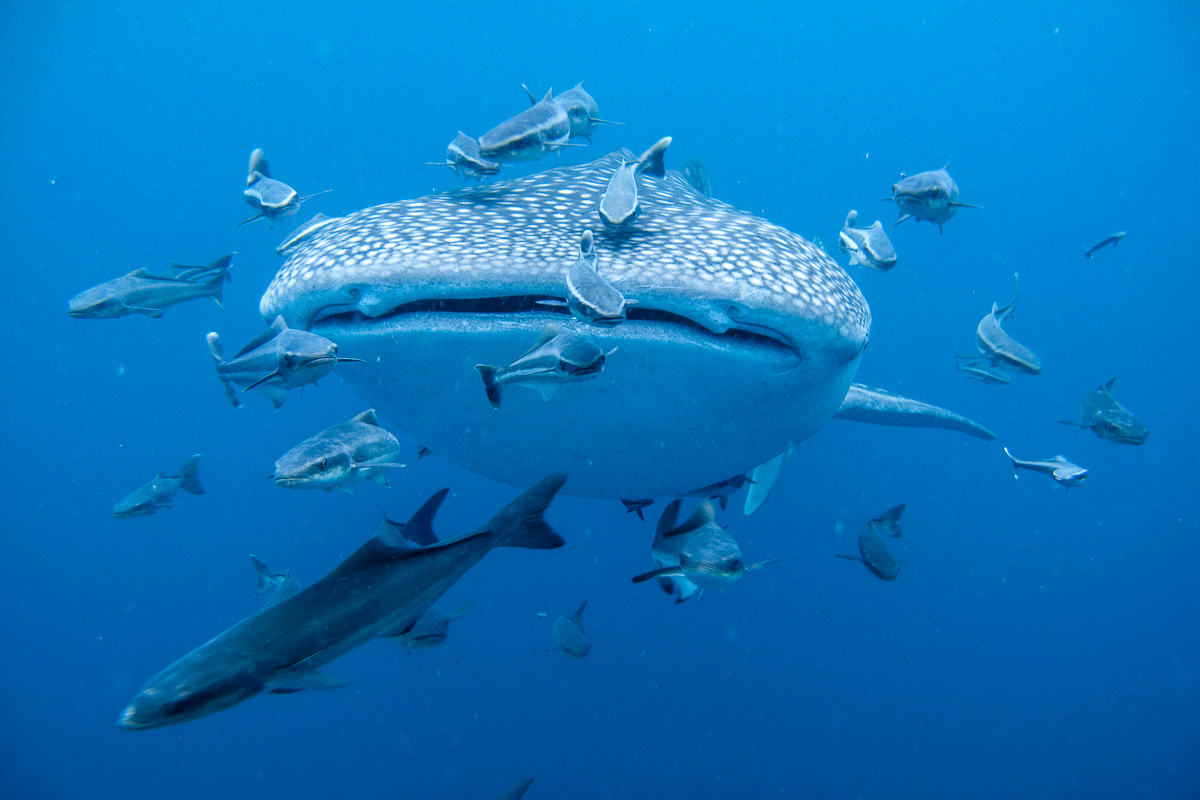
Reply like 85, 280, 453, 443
543, 229, 635, 326
1060, 377, 1148, 444
838, 210, 898, 271
429, 132, 501, 180
551, 601, 590, 658
273, 409, 405, 491
1084, 231, 1126, 259
976, 273, 1042, 375
68, 254, 232, 319
276, 213, 339, 257
113, 455, 204, 519
836, 505, 905, 581
883, 167, 980, 233
598, 137, 671, 229
475, 325, 611, 409
480, 90, 574, 163
1004, 447, 1088, 487
206, 316, 364, 409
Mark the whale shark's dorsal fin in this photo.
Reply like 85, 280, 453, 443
351, 409, 379, 426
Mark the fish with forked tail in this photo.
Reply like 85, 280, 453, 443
1084, 231, 1125, 258
207, 316, 363, 409
476, 325, 612, 409
839, 210, 897, 271
68, 254, 232, 319
1004, 447, 1088, 487
113, 455, 204, 518
118, 474, 567, 729
836, 504, 906, 581
975, 274, 1042, 375
551, 601, 591, 658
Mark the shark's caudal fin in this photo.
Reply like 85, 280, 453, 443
873, 504, 905, 537
203, 254, 233, 308
250, 554, 277, 594
834, 384, 995, 441
177, 455, 204, 495
484, 474, 567, 549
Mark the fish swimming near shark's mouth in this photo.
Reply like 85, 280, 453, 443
260, 148, 988, 498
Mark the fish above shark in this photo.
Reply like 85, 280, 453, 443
260, 147, 994, 499
118, 474, 566, 729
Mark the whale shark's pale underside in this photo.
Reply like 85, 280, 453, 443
261, 149, 991, 498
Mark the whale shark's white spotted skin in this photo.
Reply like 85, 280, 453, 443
256, 150, 998, 498
261, 149, 870, 348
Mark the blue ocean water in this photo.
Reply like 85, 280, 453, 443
2, 1, 1197, 797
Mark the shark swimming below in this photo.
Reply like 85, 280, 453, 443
118, 474, 566, 729
260, 148, 993, 499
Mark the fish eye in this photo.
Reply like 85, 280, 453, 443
320, 458, 328, 469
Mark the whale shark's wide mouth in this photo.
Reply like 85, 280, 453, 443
312, 293, 806, 364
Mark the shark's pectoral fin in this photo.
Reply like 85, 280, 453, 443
265, 667, 349, 693
834, 384, 996, 441
744, 448, 792, 515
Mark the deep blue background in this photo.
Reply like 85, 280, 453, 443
2, 2, 1198, 797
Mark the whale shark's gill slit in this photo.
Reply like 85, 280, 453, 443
313, 295, 801, 361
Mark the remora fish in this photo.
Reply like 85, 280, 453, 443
599, 136, 671, 229
1059, 377, 1148, 444
551, 601, 591, 658
118, 474, 567, 729
621, 498, 654, 520
277, 213, 339, 257
639, 499, 705, 604
429, 132, 501, 180
884, 167, 979, 233
479, 89, 574, 162
249, 555, 301, 608
113, 455, 204, 518
838, 210, 898, 271
260, 149, 994, 498
239, 149, 330, 227
836, 505, 905, 581
388, 600, 474, 651
273, 409, 405, 491
678, 473, 752, 511
1004, 447, 1088, 487
975, 273, 1043, 375
632, 500, 770, 595
524, 83, 620, 142
475, 325, 611, 409
543, 229, 635, 325
206, 316, 363, 409
1084, 231, 1126, 258
68, 254, 232, 319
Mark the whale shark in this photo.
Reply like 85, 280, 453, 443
260, 148, 991, 498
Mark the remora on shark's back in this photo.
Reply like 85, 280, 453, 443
261, 148, 992, 498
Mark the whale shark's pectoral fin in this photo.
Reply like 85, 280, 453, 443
265, 665, 349, 693
834, 384, 996, 441
743, 448, 793, 515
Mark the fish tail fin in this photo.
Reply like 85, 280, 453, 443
476, 364, 503, 408
206, 269, 228, 309
249, 554, 275, 594
403, 488, 450, 546
206, 332, 224, 365
873, 504, 905, 537
178, 454, 204, 495
485, 474, 567, 549
569, 600, 587, 628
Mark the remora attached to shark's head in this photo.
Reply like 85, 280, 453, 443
260, 148, 872, 498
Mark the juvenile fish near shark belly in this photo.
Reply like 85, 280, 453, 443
257, 148, 997, 499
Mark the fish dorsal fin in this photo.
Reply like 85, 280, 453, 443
569, 600, 587, 630
250, 554, 276, 594
541, 89, 554, 103
401, 487, 450, 546
521, 85, 536, 105
534, 324, 563, 347
873, 504, 906, 537
234, 317, 288, 358
635, 136, 672, 177
266, 573, 302, 607
656, 499, 682, 537
845, 210, 858, 227
351, 409, 379, 426
128, 268, 188, 282
673, 500, 715, 536
1103, 376, 1118, 392
579, 229, 594, 258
